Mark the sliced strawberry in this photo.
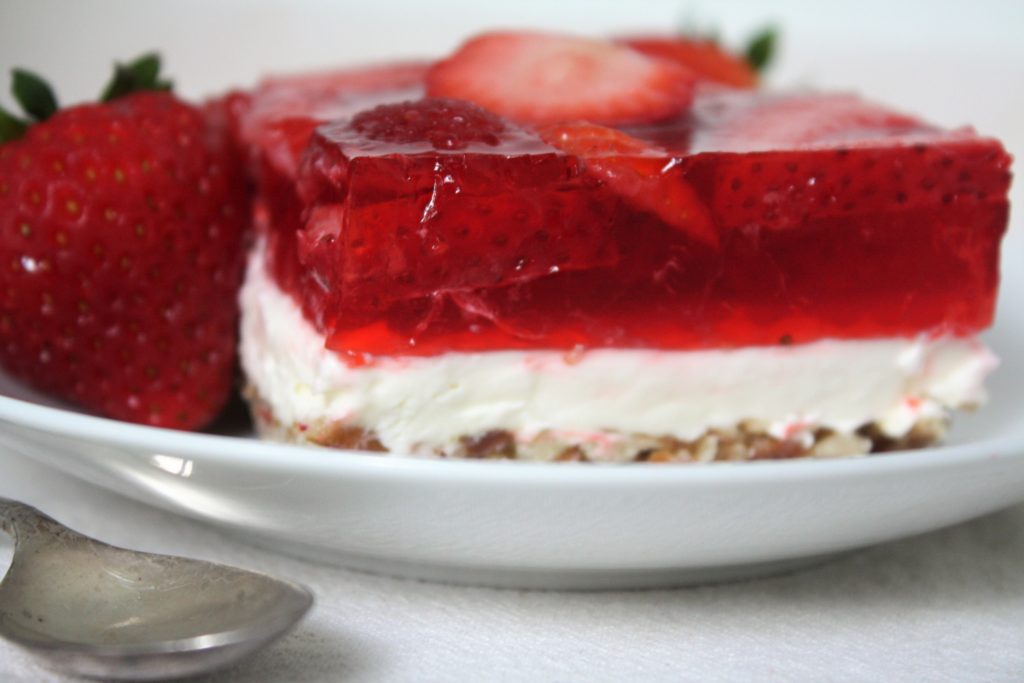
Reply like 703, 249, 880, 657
620, 37, 758, 89
540, 122, 717, 246
345, 95, 507, 150
682, 94, 1012, 231
426, 31, 697, 126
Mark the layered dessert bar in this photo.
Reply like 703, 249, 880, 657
230, 32, 1011, 462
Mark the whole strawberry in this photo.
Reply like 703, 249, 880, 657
0, 55, 249, 429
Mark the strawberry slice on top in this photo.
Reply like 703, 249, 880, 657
426, 31, 698, 125
620, 37, 758, 89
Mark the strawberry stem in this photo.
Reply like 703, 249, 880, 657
12, 68, 59, 121
100, 53, 173, 102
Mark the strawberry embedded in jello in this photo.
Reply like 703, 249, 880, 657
681, 93, 1011, 230
426, 32, 698, 125
539, 121, 717, 246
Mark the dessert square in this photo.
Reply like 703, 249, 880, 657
228, 32, 1011, 461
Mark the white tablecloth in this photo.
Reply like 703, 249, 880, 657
1, 448, 1022, 682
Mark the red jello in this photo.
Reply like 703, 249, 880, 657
232, 70, 1012, 361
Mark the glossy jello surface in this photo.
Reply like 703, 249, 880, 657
233, 68, 1011, 362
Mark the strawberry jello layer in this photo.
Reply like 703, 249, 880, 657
235, 80, 1010, 358
230, 56, 1011, 460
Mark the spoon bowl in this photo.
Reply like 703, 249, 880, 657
0, 498, 313, 680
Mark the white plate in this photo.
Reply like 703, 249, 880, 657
1, 227, 1022, 589
1, 0, 1023, 589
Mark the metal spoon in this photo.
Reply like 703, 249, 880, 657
0, 498, 313, 680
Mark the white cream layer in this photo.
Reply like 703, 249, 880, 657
240, 244, 997, 455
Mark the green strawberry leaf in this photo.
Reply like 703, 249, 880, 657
101, 53, 173, 102
0, 106, 28, 143
2, 52, 175, 142
130, 53, 161, 85
11, 68, 59, 121
744, 27, 778, 73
